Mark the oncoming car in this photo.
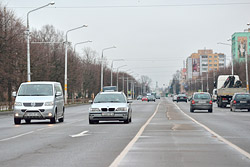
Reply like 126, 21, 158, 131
89, 92, 132, 124
13, 82, 64, 125
147, 95, 156, 102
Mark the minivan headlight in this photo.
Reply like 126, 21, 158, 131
45, 101, 54, 106
15, 102, 22, 106
90, 108, 100, 112
116, 107, 127, 111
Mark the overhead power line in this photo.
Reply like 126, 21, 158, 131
7, 2, 250, 9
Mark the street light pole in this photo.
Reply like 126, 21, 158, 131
65, 25, 88, 104
110, 59, 124, 86
101, 46, 116, 91
116, 65, 127, 91
26, 1, 55, 82
217, 42, 233, 75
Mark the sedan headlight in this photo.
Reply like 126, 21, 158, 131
116, 107, 128, 111
14, 102, 22, 106
90, 108, 100, 112
45, 101, 54, 106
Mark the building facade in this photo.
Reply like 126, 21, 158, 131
231, 29, 250, 63
186, 49, 226, 80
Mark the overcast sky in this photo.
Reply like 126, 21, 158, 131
2, 0, 250, 89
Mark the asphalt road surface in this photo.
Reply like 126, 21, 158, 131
1, 98, 250, 167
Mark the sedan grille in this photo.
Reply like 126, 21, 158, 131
101, 108, 115, 111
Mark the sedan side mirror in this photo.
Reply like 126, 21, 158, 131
89, 100, 93, 104
127, 101, 132, 103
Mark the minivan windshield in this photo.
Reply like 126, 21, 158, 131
18, 84, 53, 96
94, 94, 126, 103
194, 93, 210, 99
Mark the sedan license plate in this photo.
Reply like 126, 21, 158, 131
26, 113, 40, 116
240, 101, 247, 103
102, 112, 114, 116
199, 101, 206, 104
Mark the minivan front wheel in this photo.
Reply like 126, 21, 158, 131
50, 112, 57, 124
58, 111, 64, 123
14, 118, 21, 125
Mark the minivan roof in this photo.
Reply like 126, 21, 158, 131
21, 81, 60, 85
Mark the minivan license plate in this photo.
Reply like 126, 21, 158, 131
27, 113, 39, 116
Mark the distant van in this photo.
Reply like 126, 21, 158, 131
13, 81, 64, 125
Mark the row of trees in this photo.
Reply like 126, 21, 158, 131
170, 61, 250, 95
0, 5, 152, 104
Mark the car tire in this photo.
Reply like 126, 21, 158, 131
124, 116, 130, 124
25, 119, 31, 124
50, 112, 57, 124
58, 110, 64, 123
89, 119, 95, 124
248, 109, 250, 112
190, 108, 194, 113
58, 116, 64, 123
208, 109, 213, 113
14, 118, 21, 125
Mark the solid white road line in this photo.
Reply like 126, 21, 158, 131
109, 102, 161, 167
70, 130, 89, 138
0, 131, 34, 142
173, 102, 250, 160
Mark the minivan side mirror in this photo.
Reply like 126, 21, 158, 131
12, 92, 17, 97
55, 92, 62, 97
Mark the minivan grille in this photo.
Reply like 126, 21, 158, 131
23, 103, 44, 107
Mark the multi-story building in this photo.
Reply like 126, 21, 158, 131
186, 49, 226, 80
231, 28, 250, 63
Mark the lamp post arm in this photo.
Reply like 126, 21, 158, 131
27, 2, 54, 29
66, 25, 88, 43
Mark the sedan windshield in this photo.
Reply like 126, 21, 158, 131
18, 84, 53, 96
235, 94, 250, 100
94, 94, 126, 103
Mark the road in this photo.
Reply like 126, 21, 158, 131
0, 98, 250, 167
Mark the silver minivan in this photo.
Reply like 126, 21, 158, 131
13, 81, 64, 124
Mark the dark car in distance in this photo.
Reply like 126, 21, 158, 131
230, 93, 250, 112
190, 92, 213, 113
177, 94, 188, 103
